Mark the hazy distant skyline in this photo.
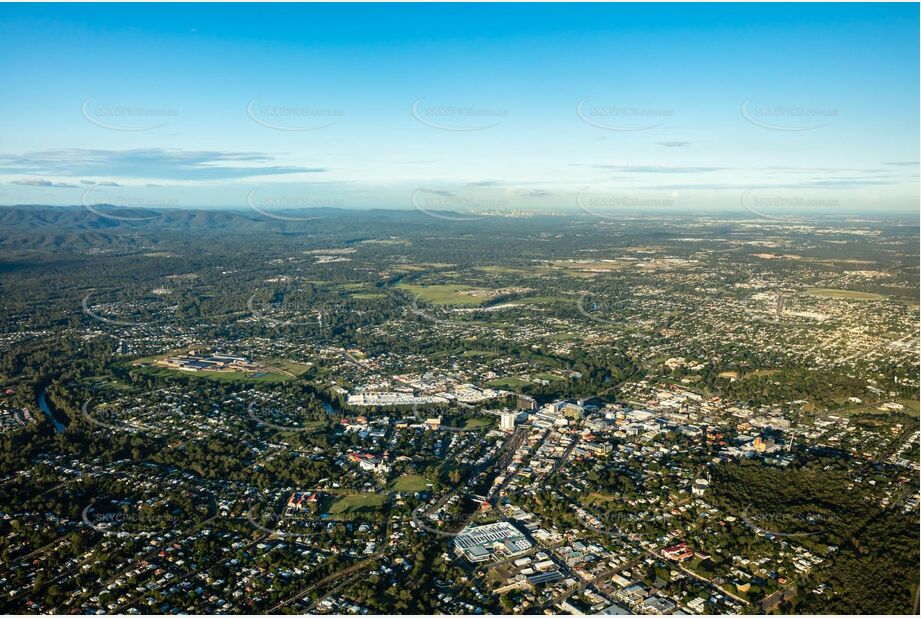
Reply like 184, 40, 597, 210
0, 3, 918, 215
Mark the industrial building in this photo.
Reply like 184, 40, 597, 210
453, 522, 532, 563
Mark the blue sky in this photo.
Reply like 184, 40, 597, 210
0, 3, 917, 215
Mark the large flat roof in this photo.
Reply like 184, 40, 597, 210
453, 521, 532, 560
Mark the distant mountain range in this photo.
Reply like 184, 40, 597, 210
0, 204, 530, 252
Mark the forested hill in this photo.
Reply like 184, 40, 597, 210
0, 204, 916, 259
0, 204, 344, 232
0, 204, 519, 252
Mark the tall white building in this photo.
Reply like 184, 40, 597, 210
500, 411, 517, 432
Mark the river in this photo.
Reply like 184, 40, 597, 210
38, 389, 66, 433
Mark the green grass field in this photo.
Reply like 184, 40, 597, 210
273, 360, 312, 376
531, 372, 565, 382
388, 474, 431, 492
397, 283, 491, 306
584, 492, 617, 504
461, 417, 495, 430
328, 493, 386, 515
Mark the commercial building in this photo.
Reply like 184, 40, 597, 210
517, 395, 538, 411
500, 411, 518, 432
453, 522, 532, 563
159, 351, 254, 373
